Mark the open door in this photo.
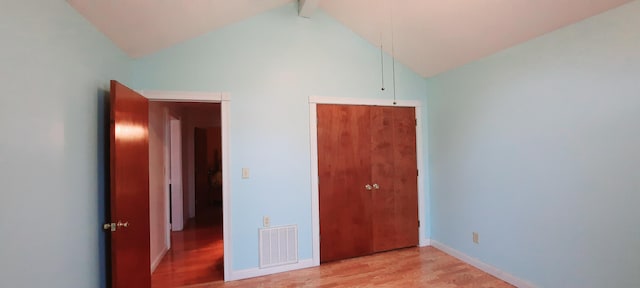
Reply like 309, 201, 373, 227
107, 80, 151, 288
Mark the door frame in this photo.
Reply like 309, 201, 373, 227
162, 110, 177, 250
168, 117, 184, 231
308, 96, 429, 266
142, 90, 232, 281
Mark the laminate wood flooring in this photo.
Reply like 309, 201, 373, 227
152, 206, 513, 288
187, 246, 514, 288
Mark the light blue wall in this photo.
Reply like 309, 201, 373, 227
0, 1, 130, 287
426, 1, 640, 287
132, 3, 428, 270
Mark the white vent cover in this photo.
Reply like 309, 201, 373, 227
259, 225, 298, 268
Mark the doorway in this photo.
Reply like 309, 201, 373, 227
147, 100, 226, 287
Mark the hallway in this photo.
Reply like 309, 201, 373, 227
152, 207, 224, 288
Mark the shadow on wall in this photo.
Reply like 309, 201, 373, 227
96, 89, 110, 288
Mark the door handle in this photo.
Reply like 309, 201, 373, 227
365, 184, 373, 190
372, 183, 380, 190
103, 221, 129, 232
103, 223, 116, 232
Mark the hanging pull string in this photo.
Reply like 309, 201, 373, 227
380, 44, 385, 91
390, 0, 397, 105
379, 0, 385, 92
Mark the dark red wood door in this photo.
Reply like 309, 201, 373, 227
390, 107, 419, 249
318, 104, 373, 262
109, 80, 151, 288
194, 127, 208, 220
370, 106, 397, 252
318, 104, 419, 262
371, 107, 419, 252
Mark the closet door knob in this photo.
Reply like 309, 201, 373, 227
365, 184, 373, 190
372, 183, 380, 190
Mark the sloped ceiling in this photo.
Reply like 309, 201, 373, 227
67, 0, 293, 58
68, 0, 632, 77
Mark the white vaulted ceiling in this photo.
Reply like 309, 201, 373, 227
67, 0, 293, 58
68, 0, 632, 77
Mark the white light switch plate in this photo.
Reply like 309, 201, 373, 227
242, 168, 250, 179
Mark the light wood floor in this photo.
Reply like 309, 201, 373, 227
188, 246, 514, 288
153, 207, 513, 288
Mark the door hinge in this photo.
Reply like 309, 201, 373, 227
417, 169, 419, 176
418, 220, 420, 227
415, 118, 417, 126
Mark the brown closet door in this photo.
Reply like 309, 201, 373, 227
318, 104, 373, 263
370, 106, 396, 252
371, 106, 419, 252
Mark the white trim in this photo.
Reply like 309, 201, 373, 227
420, 238, 432, 247
430, 241, 537, 288
415, 105, 429, 247
309, 96, 421, 107
308, 96, 427, 266
151, 247, 169, 273
142, 90, 232, 281
141, 90, 227, 103
226, 259, 314, 281
220, 98, 232, 281
169, 118, 185, 231
163, 108, 172, 249
308, 102, 320, 266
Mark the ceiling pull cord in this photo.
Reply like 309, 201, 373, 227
390, 0, 397, 105
381, 44, 385, 92
379, 0, 385, 93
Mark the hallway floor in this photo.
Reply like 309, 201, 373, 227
152, 206, 224, 288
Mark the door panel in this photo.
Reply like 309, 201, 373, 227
109, 80, 151, 288
318, 104, 373, 263
370, 106, 398, 252
392, 107, 419, 248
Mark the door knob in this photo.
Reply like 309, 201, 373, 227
117, 221, 129, 228
365, 184, 373, 190
103, 223, 116, 232
372, 183, 380, 190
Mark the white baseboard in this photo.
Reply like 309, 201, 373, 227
420, 238, 432, 247
151, 247, 169, 273
226, 259, 315, 282
430, 241, 536, 288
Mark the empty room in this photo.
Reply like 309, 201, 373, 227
1, 0, 639, 287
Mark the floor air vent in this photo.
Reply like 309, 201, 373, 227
259, 225, 298, 268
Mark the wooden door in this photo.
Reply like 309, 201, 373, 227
370, 106, 396, 252
371, 107, 419, 252
318, 104, 373, 263
318, 104, 419, 262
109, 80, 151, 288
194, 127, 208, 220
